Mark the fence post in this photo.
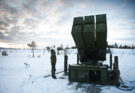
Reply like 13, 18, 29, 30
77, 54, 79, 64
64, 55, 68, 75
110, 54, 112, 70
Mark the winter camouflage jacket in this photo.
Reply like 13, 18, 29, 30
50, 53, 56, 64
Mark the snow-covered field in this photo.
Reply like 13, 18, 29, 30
0, 49, 135, 93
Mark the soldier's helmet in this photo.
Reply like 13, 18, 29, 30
51, 49, 55, 54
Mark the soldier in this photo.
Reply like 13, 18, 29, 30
112, 62, 120, 86
50, 49, 57, 79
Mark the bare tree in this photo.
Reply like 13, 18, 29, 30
27, 41, 37, 57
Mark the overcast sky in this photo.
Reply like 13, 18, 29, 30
0, 0, 135, 48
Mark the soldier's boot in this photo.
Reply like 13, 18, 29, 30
53, 68, 57, 79
54, 68, 56, 76
51, 69, 54, 77
52, 69, 56, 79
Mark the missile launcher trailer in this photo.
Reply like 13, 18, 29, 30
69, 14, 119, 85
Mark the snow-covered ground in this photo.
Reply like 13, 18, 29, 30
0, 49, 135, 93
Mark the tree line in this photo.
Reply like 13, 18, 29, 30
108, 43, 135, 49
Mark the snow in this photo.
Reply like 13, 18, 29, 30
0, 49, 135, 93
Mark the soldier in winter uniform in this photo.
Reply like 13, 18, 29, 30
112, 62, 120, 85
50, 49, 57, 79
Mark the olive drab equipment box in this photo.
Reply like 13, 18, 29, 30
69, 64, 108, 84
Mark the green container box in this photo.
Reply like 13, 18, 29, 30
69, 64, 109, 84
72, 25, 85, 50
96, 14, 107, 50
83, 16, 95, 51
